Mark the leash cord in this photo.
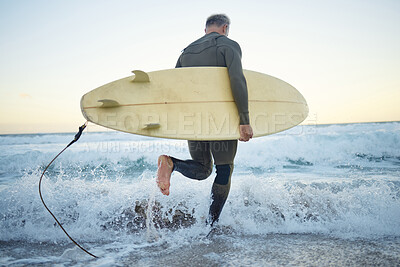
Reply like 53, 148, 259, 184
38, 121, 98, 258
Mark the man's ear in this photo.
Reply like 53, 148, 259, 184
223, 25, 229, 36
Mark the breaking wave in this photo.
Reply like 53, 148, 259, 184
0, 122, 399, 242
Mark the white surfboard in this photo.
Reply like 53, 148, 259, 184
81, 67, 308, 140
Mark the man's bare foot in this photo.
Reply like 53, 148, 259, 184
157, 155, 174, 195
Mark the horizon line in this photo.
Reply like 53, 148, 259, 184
0, 120, 399, 136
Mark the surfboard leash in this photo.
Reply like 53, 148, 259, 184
39, 121, 98, 259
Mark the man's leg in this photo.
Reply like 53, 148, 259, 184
170, 141, 213, 180
208, 140, 238, 226
157, 141, 213, 195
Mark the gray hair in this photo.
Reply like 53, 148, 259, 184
205, 14, 230, 28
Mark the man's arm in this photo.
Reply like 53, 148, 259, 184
220, 42, 249, 125
220, 41, 253, 141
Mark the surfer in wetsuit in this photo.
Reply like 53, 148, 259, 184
157, 14, 253, 226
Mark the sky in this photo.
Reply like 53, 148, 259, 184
0, 0, 399, 134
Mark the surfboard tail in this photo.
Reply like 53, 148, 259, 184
80, 95, 90, 121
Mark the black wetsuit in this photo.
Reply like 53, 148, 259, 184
171, 32, 249, 225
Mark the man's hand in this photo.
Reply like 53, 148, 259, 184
239, 125, 253, 142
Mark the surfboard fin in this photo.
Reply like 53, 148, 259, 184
142, 123, 160, 130
132, 70, 150, 83
98, 99, 120, 108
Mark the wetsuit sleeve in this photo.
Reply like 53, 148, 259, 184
219, 43, 249, 125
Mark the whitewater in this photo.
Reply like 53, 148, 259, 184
0, 122, 399, 266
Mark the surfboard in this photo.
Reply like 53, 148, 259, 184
80, 67, 308, 140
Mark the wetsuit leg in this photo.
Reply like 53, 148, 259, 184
168, 139, 237, 226
208, 164, 234, 226
208, 140, 238, 225
170, 141, 213, 180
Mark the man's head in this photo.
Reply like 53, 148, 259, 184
205, 14, 230, 36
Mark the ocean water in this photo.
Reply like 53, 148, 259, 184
0, 122, 399, 266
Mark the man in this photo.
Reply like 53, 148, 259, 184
157, 14, 253, 226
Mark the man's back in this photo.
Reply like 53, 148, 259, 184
176, 32, 249, 125
176, 32, 240, 67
